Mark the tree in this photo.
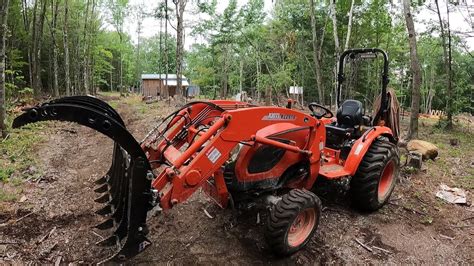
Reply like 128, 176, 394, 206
0, 0, 10, 137
309, 0, 323, 103
173, 0, 187, 98
434, 0, 453, 128
404, 0, 422, 140
48, 0, 60, 97
31, 0, 47, 94
106, 0, 129, 92
63, 0, 71, 96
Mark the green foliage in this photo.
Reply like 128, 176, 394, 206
186, 0, 472, 116
0, 122, 45, 183
0, 190, 17, 202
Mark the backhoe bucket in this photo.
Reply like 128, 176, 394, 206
12, 96, 154, 263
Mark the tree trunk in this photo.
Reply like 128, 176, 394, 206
21, 0, 33, 88
330, 0, 340, 109
427, 64, 434, 113
309, 0, 324, 103
404, 0, 422, 140
63, 0, 71, 96
239, 59, 243, 96
434, 0, 453, 128
49, 0, 59, 97
164, 0, 169, 99
32, 0, 47, 95
174, 0, 187, 99
0, 0, 10, 137
344, 0, 355, 50
82, 0, 90, 94
265, 86, 271, 105
445, 2, 453, 128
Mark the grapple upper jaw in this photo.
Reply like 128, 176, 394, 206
13, 96, 154, 263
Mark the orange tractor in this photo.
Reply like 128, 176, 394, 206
13, 48, 399, 262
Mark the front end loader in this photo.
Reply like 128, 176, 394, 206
13, 48, 400, 263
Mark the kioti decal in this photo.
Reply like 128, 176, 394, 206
262, 113, 296, 121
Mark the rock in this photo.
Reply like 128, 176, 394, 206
449, 138, 459, 146
19, 195, 27, 203
435, 184, 467, 204
407, 140, 438, 160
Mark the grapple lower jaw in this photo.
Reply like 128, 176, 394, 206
12, 96, 155, 263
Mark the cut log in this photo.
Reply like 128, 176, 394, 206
407, 151, 423, 169
407, 140, 438, 160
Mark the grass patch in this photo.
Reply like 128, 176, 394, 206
97, 91, 122, 98
0, 190, 18, 202
1, 120, 46, 185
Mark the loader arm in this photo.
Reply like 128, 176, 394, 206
146, 105, 325, 210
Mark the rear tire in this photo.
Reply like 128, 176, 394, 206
350, 139, 399, 211
265, 189, 322, 255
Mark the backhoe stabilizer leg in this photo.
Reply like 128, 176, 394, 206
12, 97, 154, 263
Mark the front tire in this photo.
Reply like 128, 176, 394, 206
350, 139, 399, 211
265, 189, 322, 255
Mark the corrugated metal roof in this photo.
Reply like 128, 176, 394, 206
141, 74, 187, 80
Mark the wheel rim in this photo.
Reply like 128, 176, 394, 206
378, 160, 395, 202
287, 208, 316, 247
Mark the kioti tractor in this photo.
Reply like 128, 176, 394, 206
13, 48, 400, 263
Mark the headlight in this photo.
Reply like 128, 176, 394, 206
228, 143, 243, 162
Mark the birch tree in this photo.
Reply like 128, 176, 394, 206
63, 0, 71, 96
173, 0, 187, 98
309, 0, 324, 103
434, 0, 453, 128
0, 0, 10, 137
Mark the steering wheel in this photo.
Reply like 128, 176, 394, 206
308, 103, 334, 119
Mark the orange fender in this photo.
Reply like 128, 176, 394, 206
343, 126, 395, 176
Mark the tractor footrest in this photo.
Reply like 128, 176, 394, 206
319, 164, 350, 179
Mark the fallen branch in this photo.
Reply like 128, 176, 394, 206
203, 208, 214, 219
354, 238, 373, 252
0, 241, 19, 245
439, 234, 455, 240
0, 211, 36, 227
37, 226, 57, 244
461, 216, 474, 221
372, 245, 392, 253
389, 202, 426, 216
1, 133, 10, 143
92, 230, 105, 240
54, 256, 62, 266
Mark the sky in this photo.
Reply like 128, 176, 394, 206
121, 0, 474, 50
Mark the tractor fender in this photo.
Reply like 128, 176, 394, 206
343, 126, 395, 176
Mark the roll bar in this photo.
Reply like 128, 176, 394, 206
336, 48, 389, 116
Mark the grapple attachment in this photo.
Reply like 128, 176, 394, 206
12, 96, 154, 263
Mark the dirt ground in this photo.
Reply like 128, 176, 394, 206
1, 96, 473, 264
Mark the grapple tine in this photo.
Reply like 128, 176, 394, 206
94, 218, 114, 230
106, 148, 126, 205
94, 175, 108, 185
96, 234, 120, 247
102, 157, 153, 262
94, 184, 109, 193
94, 192, 111, 203
96, 204, 113, 216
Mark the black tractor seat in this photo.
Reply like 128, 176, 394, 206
336, 100, 363, 128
